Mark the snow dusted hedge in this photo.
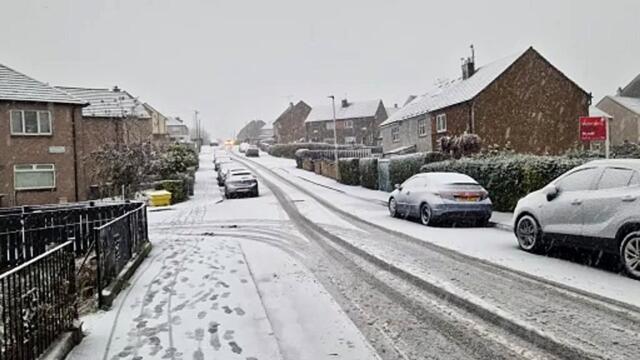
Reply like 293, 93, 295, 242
270, 143, 356, 159
389, 152, 450, 187
421, 155, 589, 211
337, 158, 360, 185
359, 158, 378, 189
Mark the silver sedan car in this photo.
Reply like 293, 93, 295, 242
388, 172, 492, 226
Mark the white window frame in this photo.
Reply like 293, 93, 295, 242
14, 164, 56, 190
418, 117, 428, 137
391, 126, 400, 143
326, 122, 335, 130
436, 114, 447, 133
344, 120, 354, 129
344, 136, 356, 144
10, 110, 53, 136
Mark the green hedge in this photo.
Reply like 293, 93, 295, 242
155, 178, 189, 204
269, 143, 369, 159
337, 158, 360, 185
420, 155, 589, 211
359, 158, 378, 189
389, 152, 450, 187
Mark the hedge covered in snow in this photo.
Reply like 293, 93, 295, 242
337, 158, 360, 185
270, 143, 359, 159
389, 152, 450, 187
359, 158, 378, 189
421, 155, 589, 211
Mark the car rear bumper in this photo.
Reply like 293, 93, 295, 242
226, 184, 258, 194
432, 203, 492, 219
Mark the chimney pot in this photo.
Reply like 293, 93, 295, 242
113, 85, 121, 92
341, 99, 349, 108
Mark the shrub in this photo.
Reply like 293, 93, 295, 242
337, 158, 360, 185
389, 152, 450, 186
294, 149, 309, 168
155, 179, 188, 204
612, 142, 640, 158
269, 143, 368, 159
359, 158, 378, 189
421, 155, 589, 211
158, 143, 199, 178
439, 133, 482, 158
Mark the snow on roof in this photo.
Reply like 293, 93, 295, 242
56, 86, 151, 118
386, 106, 400, 117
0, 64, 85, 105
608, 96, 640, 115
306, 99, 381, 123
417, 172, 477, 184
167, 116, 187, 126
380, 50, 526, 127
590, 106, 612, 119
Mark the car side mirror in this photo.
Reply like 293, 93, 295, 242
543, 184, 559, 201
394, 184, 402, 191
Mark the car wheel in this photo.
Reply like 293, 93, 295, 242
516, 215, 544, 253
388, 198, 398, 217
620, 232, 640, 279
419, 203, 433, 226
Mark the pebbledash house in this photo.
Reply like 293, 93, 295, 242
380, 47, 591, 155
305, 98, 388, 145
0, 64, 88, 206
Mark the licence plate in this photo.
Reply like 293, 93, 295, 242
457, 196, 479, 202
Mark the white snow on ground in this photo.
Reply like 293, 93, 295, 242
243, 241, 381, 360
69, 146, 379, 360
248, 151, 640, 308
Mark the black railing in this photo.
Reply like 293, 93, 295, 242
0, 202, 142, 270
94, 204, 149, 307
0, 241, 76, 360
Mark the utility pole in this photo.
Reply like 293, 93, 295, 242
194, 110, 200, 151
328, 95, 339, 179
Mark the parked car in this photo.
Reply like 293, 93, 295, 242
513, 159, 640, 279
239, 143, 250, 153
218, 166, 247, 186
224, 170, 259, 198
245, 146, 259, 157
388, 172, 492, 226
214, 156, 232, 172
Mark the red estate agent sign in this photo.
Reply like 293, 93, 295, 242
580, 116, 607, 141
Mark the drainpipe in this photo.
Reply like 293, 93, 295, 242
469, 101, 476, 133
71, 107, 80, 202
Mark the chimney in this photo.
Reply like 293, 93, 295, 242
461, 44, 475, 80
341, 99, 349, 108
394, 103, 399, 108
112, 85, 121, 92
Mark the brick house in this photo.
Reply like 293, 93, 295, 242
167, 116, 190, 143
305, 99, 388, 145
143, 102, 170, 147
273, 100, 311, 144
0, 64, 88, 206
56, 86, 153, 189
595, 76, 640, 145
380, 47, 591, 155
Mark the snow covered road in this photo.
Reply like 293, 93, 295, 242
67, 147, 380, 360
231, 149, 640, 360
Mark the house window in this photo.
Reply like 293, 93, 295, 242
391, 126, 400, 143
436, 114, 447, 133
418, 117, 428, 136
11, 110, 52, 135
344, 120, 353, 129
14, 164, 56, 190
326, 122, 335, 130
344, 136, 356, 144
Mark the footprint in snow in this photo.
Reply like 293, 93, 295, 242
234, 307, 245, 316
197, 311, 207, 319
223, 330, 235, 340
229, 341, 242, 354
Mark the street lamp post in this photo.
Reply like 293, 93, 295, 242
328, 95, 339, 179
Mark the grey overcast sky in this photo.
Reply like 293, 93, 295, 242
2, 0, 639, 139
